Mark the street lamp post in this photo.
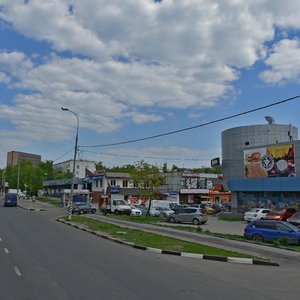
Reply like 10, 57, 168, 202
61, 107, 79, 221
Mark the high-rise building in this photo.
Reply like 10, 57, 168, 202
6, 151, 41, 167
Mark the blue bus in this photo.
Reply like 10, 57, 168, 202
4, 193, 18, 207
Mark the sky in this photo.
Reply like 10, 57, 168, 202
1, 0, 300, 170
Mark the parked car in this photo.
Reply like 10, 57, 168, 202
244, 220, 300, 245
155, 207, 174, 217
130, 205, 142, 216
135, 205, 160, 216
135, 205, 148, 215
287, 211, 300, 227
244, 208, 272, 222
72, 202, 96, 214
263, 207, 297, 221
167, 207, 207, 225
172, 204, 189, 212
204, 206, 216, 215
148, 207, 161, 217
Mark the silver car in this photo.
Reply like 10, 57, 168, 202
167, 207, 207, 225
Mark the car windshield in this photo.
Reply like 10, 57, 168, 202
292, 212, 300, 217
115, 200, 126, 205
249, 209, 260, 212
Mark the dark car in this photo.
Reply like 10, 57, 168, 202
244, 220, 300, 245
287, 211, 300, 227
72, 202, 96, 215
264, 207, 297, 221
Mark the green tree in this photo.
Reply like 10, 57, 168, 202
130, 160, 165, 216
96, 161, 107, 171
4, 160, 71, 195
109, 164, 136, 173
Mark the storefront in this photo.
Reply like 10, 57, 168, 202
228, 177, 300, 213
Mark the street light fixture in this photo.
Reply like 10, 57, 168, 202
61, 107, 79, 220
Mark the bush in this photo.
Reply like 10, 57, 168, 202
278, 236, 290, 246
272, 240, 280, 247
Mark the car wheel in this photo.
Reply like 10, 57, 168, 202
169, 217, 176, 223
192, 218, 200, 225
79, 209, 84, 215
252, 233, 264, 242
92, 209, 96, 214
114, 210, 119, 215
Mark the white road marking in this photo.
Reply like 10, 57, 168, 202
0, 237, 2, 241
4, 248, 9, 254
14, 266, 22, 277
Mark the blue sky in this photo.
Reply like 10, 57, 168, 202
1, 0, 300, 170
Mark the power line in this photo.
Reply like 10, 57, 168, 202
80, 149, 212, 161
79, 94, 300, 148
52, 147, 75, 163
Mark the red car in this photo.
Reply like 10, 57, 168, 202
264, 207, 297, 221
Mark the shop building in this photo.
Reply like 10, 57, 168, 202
222, 118, 300, 213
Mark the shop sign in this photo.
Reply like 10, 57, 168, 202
211, 157, 220, 167
180, 189, 209, 194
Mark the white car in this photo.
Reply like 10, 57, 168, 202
130, 205, 142, 216
244, 208, 272, 222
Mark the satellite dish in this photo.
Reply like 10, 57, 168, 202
265, 116, 274, 124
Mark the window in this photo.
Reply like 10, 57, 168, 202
110, 179, 116, 186
276, 223, 290, 231
255, 222, 275, 230
123, 180, 128, 187
76, 165, 80, 169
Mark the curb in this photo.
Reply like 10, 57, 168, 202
17, 204, 46, 212
197, 232, 300, 253
56, 218, 280, 266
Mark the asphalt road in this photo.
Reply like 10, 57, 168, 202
1, 201, 300, 300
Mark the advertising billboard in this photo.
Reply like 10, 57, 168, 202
244, 144, 295, 178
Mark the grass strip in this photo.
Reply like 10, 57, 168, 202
37, 196, 61, 206
110, 216, 299, 251
108, 215, 166, 223
62, 216, 257, 259
218, 217, 244, 222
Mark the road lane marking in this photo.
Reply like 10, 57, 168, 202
0, 237, 2, 241
4, 248, 9, 254
14, 266, 22, 277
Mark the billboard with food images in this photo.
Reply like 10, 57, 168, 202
244, 144, 295, 178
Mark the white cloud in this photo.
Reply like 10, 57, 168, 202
132, 113, 164, 124
260, 39, 300, 84
1, 1, 300, 165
